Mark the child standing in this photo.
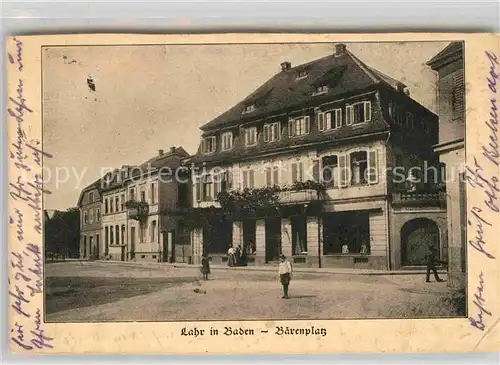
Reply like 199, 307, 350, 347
201, 254, 211, 280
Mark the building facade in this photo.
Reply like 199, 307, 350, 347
189, 43, 447, 270
101, 168, 130, 261
427, 42, 466, 288
77, 180, 103, 259
125, 147, 191, 263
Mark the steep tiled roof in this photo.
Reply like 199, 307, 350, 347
426, 42, 463, 70
201, 46, 404, 132
136, 146, 190, 173
77, 176, 104, 206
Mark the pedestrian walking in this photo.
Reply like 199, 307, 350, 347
424, 246, 445, 283
201, 254, 211, 280
278, 254, 293, 299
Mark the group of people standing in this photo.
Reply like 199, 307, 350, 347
199, 244, 445, 297
227, 245, 248, 267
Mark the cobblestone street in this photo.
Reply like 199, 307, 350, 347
45, 261, 464, 322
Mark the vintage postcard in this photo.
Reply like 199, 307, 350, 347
6, 33, 500, 354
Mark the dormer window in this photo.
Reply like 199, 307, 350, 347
296, 69, 308, 80
314, 85, 329, 95
201, 136, 216, 154
288, 116, 311, 137
221, 131, 233, 151
243, 104, 256, 114
346, 101, 371, 125
263, 122, 281, 142
244, 127, 258, 146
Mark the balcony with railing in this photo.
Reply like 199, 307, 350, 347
392, 190, 446, 207
125, 200, 149, 220
278, 189, 322, 204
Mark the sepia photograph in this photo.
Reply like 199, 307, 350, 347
41, 40, 467, 323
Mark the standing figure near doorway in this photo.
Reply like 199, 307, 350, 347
227, 246, 236, 267
424, 245, 446, 283
201, 254, 211, 280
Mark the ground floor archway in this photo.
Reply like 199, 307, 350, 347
401, 218, 440, 266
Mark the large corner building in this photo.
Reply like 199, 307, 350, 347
189, 44, 448, 270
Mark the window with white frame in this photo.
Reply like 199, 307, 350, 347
120, 194, 125, 210
129, 188, 135, 201
201, 136, 216, 154
242, 169, 255, 189
221, 131, 233, 151
348, 150, 378, 186
202, 174, 213, 201
263, 122, 280, 142
346, 101, 371, 125
89, 209, 94, 223
244, 127, 258, 146
115, 196, 120, 212
265, 165, 280, 186
288, 116, 310, 137
110, 198, 114, 213
88, 191, 94, 203
318, 109, 342, 131
140, 190, 146, 202
96, 208, 101, 222
84, 211, 88, 224
104, 199, 109, 214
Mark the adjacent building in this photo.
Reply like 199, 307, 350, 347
77, 179, 103, 259
125, 147, 191, 263
101, 167, 131, 261
427, 42, 466, 288
189, 43, 448, 270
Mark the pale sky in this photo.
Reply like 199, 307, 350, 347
42, 41, 449, 210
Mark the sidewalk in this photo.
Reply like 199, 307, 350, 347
79, 259, 446, 276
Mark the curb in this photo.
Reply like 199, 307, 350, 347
75, 260, 447, 276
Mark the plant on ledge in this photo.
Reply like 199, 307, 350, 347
124, 200, 149, 220
287, 180, 327, 192
217, 186, 281, 219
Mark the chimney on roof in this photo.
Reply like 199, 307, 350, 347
281, 61, 291, 71
397, 83, 405, 92
158, 149, 164, 156
170, 146, 176, 153
335, 43, 347, 56
404, 88, 410, 96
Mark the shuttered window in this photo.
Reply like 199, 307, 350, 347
367, 150, 379, 184
242, 169, 255, 189
291, 162, 304, 182
312, 160, 320, 182
195, 179, 201, 202
263, 122, 280, 142
318, 112, 325, 131
249, 170, 255, 188
339, 155, 348, 187
452, 70, 465, 121
347, 101, 371, 125
265, 166, 280, 186
288, 116, 311, 137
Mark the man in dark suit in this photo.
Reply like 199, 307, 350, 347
424, 245, 446, 283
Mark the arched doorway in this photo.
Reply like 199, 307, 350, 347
401, 218, 440, 266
